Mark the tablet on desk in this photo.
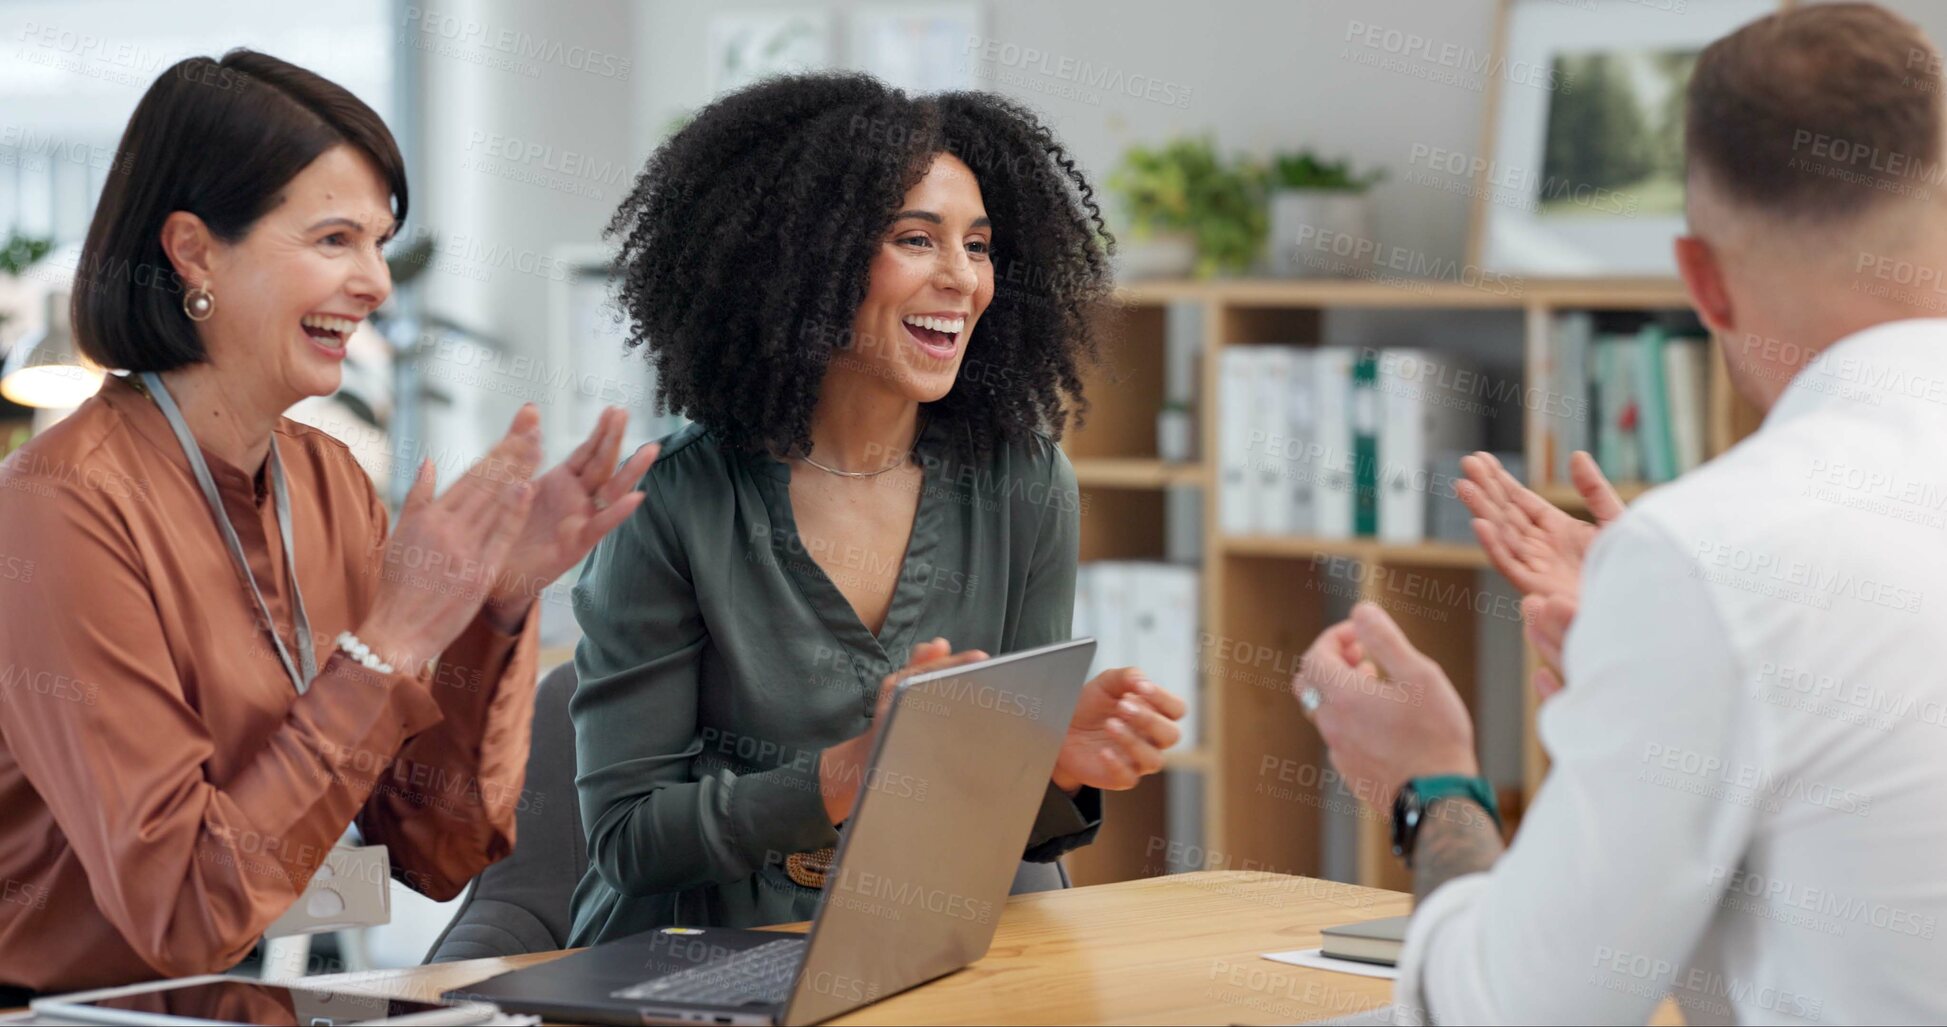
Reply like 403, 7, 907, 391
30, 975, 499, 1026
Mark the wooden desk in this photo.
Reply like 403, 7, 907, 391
309, 871, 1411, 1025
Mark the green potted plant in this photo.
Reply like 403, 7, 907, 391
0, 231, 50, 453
1108, 137, 1266, 279
0, 230, 54, 335
1265, 151, 1384, 278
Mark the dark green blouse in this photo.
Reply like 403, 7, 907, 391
566, 418, 1100, 945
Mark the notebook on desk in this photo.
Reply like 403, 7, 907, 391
1320, 915, 1408, 966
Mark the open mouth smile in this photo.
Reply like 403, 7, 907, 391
299, 313, 360, 359
901, 312, 966, 360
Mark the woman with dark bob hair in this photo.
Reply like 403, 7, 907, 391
569, 73, 1186, 945
0, 50, 654, 996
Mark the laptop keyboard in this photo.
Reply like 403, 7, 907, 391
612, 937, 807, 1006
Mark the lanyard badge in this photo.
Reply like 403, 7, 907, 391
139, 374, 395, 937
139, 372, 317, 694
262, 844, 394, 939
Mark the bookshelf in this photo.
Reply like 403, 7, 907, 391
1058, 276, 1763, 893
1533, 481, 1650, 510
1071, 457, 1209, 489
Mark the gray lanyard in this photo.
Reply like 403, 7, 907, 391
139, 372, 317, 694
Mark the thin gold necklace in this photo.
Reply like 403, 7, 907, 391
798, 451, 906, 478
796, 416, 925, 478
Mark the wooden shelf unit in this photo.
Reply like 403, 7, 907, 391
1223, 535, 1490, 569
1071, 457, 1208, 489
1533, 481, 1650, 510
1059, 276, 1760, 893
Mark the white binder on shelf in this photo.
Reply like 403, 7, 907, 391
1664, 337, 1709, 475
1311, 346, 1357, 540
1072, 562, 1099, 679
1127, 563, 1201, 748
1377, 348, 1483, 544
1086, 561, 1135, 684
1218, 349, 1258, 536
1285, 347, 1317, 538
1250, 347, 1297, 536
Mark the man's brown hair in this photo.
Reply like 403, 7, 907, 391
1687, 2, 1942, 223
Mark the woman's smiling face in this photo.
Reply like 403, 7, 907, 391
185, 143, 395, 406
835, 151, 996, 404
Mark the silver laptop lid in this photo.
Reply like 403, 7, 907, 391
780, 637, 1096, 1026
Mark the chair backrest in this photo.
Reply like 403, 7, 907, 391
424, 661, 586, 963
424, 661, 1069, 964
1009, 857, 1070, 894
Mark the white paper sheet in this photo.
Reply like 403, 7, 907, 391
1260, 946, 1401, 980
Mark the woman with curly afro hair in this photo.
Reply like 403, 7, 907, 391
565, 73, 1186, 946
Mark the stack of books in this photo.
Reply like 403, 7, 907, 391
1539, 314, 1710, 488
1216, 345, 1485, 543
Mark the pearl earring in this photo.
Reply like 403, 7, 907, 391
183, 285, 215, 322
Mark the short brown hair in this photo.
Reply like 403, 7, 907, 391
73, 49, 408, 372
1686, 2, 1941, 222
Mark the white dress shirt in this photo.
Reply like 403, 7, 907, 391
1396, 319, 1947, 1024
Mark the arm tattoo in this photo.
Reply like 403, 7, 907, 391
1412, 797, 1506, 901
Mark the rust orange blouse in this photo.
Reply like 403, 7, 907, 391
0, 374, 539, 992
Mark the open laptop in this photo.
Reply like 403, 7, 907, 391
448, 637, 1097, 1026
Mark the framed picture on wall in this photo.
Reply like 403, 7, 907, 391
1469, 0, 1790, 277
850, 2, 984, 94
707, 9, 834, 97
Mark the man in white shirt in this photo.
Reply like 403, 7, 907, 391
1295, 4, 1947, 1021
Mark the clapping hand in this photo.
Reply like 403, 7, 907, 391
1051, 668, 1187, 793
1455, 450, 1621, 701
359, 405, 546, 671
483, 405, 660, 629
1294, 602, 1476, 811
1522, 592, 1576, 702
1456, 450, 1623, 602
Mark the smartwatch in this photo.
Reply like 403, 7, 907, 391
1391, 775, 1502, 868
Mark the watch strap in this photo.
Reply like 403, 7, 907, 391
1394, 774, 1502, 867
1412, 774, 1502, 829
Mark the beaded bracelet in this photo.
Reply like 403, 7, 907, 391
335, 630, 397, 675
